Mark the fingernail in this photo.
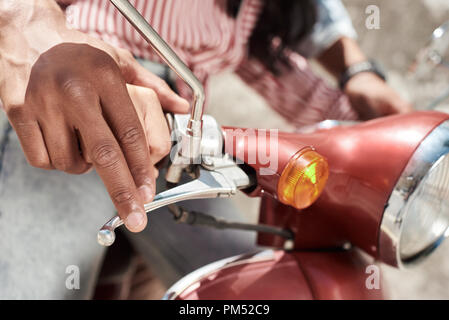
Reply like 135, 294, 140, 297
138, 184, 154, 203
125, 211, 145, 231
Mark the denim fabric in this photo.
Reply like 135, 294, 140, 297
0, 113, 113, 299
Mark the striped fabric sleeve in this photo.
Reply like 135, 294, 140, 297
235, 51, 359, 127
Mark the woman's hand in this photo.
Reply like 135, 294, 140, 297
126, 83, 172, 180
317, 37, 413, 120
343, 72, 413, 120
0, 1, 189, 233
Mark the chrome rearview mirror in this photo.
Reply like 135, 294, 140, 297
410, 21, 449, 110
429, 21, 449, 66
414, 21, 449, 75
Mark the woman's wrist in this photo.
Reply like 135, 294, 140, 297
0, 0, 82, 106
0, 0, 74, 57
339, 60, 387, 90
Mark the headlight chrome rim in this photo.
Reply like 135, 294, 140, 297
379, 120, 449, 268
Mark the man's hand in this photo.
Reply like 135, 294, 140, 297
0, 1, 189, 232
343, 72, 413, 120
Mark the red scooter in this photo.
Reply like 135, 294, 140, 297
98, 1, 449, 300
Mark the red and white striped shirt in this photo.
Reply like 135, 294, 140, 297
63, 0, 358, 126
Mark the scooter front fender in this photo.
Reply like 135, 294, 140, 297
163, 249, 384, 300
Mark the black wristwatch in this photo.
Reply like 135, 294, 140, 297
339, 60, 387, 90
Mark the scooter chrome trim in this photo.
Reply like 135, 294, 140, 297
162, 250, 277, 300
379, 120, 449, 267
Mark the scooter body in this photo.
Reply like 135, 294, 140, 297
102, 2, 449, 300
164, 111, 449, 300
166, 111, 449, 299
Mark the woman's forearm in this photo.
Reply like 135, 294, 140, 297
0, 0, 84, 106
317, 36, 413, 119
0, 0, 70, 56
317, 36, 367, 78
0, 0, 66, 33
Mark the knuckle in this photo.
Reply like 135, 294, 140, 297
92, 54, 120, 78
51, 156, 76, 172
89, 48, 113, 66
90, 143, 120, 169
117, 49, 133, 65
152, 139, 172, 158
73, 164, 92, 175
28, 155, 50, 169
6, 104, 26, 122
59, 77, 93, 101
119, 126, 144, 147
129, 163, 149, 178
99, 64, 120, 83
121, 49, 134, 60
155, 79, 171, 94
110, 188, 135, 204
116, 49, 136, 80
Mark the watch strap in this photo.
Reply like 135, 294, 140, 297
339, 60, 387, 90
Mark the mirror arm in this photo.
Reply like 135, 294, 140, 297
109, 0, 205, 161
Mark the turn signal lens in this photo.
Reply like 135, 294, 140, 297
277, 148, 329, 210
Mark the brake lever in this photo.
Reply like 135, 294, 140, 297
97, 155, 254, 246
98, 1, 252, 246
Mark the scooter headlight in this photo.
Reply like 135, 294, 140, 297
399, 155, 449, 261
379, 120, 449, 267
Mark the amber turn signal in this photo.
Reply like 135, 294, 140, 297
277, 148, 329, 210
